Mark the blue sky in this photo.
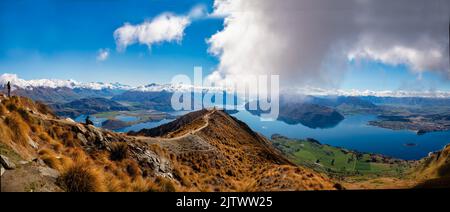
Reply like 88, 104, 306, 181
0, 0, 221, 85
0, 0, 449, 92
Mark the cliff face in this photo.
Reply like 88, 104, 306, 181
0, 95, 337, 192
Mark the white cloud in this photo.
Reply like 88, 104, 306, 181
113, 4, 214, 52
207, 0, 450, 88
96, 48, 110, 61
284, 85, 450, 98
188, 4, 208, 19
348, 45, 445, 74
114, 13, 191, 51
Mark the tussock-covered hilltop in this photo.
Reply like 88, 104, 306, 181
413, 144, 450, 188
0, 95, 337, 191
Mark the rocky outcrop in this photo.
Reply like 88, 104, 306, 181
129, 145, 173, 179
0, 155, 16, 170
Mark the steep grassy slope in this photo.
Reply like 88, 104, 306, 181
131, 109, 338, 191
1, 95, 173, 192
413, 144, 450, 188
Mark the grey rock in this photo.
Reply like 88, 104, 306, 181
88, 125, 104, 142
1, 164, 4, 176
75, 124, 87, 134
137, 150, 173, 179
0, 155, 16, 169
38, 166, 60, 179
32, 158, 46, 166
77, 133, 88, 145
19, 160, 29, 165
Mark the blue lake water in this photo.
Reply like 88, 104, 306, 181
115, 119, 174, 133
115, 115, 139, 122
231, 110, 450, 160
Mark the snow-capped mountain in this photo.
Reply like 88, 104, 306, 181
0, 73, 226, 93
0, 73, 132, 91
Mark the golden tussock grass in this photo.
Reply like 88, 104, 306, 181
109, 142, 128, 161
0, 103, 7, 115
60, 131, 77, 147
35, 101, 55, 117
51, 141, 64, 153
38, 148, 66, 171
4, 112, 30, 146
58, 163, 106, 192
124, 159, 142, 178
155, 176, 176, 192
41, 154, 63, 171
39, 132, 53, 142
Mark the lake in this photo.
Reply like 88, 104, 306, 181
76, 110, 450, 160
231, 110, 450, 160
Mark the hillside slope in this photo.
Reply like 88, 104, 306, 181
131, 108, 338, 191
0, 95, 337, 191
413, 144, 450, 188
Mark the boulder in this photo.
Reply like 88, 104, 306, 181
0, 155, 16, 169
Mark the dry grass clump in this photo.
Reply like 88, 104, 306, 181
60, 131, 76, 147
38, 148, 68, 171
155, 176, 176, 192
130, 176, 158, 192
110, 142, 128, 161
4, 112, 30, 145
125, 159, 142, 178
35, 101, 55, 117
5, 102, 18, 112
58, 163, 106, 192
0, 103, 7, 115
17, 107, 32, 122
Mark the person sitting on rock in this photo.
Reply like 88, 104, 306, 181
85, 115, 94, 125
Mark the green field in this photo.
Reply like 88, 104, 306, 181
271, 135, 413, 177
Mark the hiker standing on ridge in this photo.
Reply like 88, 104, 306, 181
6, 81, 11, 97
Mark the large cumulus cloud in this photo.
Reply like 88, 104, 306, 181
206, 0, 450, 88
